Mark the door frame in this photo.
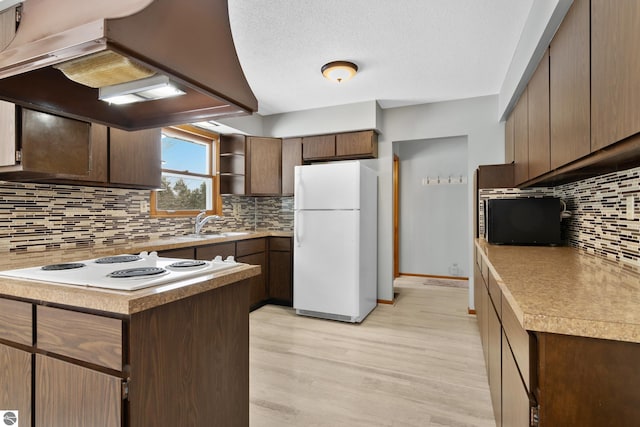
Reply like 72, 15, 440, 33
393, 154, 400, 278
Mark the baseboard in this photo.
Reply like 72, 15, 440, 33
400, 273, 469, 281
468, 308, 476, 315
377, 299, 394, 305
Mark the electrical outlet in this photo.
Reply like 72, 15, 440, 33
626, 195, 635, 220
140, 200, 149, 213
233, 202, 240, 216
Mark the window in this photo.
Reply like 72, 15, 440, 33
151, 125, 220, 216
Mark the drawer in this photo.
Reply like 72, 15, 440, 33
158, 247, 195, 259
196, 242, 235, 260
236, 238, 266, 257
501, 295, 531, 391
488, 272, 501, 318
37, 306, 123, 371
269, 237, 291, 252
0, 298, 32, 346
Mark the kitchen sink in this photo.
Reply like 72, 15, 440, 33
220, 231, 251, 236
182, 233, 226, 239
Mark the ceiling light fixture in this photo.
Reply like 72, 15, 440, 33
99, 74, 186, 105
321, 61, 358, 83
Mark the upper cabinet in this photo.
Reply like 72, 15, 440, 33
246, 137, 282, 195
281, 138, 302, 195
513, 88, 529, 185
0, 102, 161, 189
591, 0, 640, 151
109, 128, 162, 188
549, 0, 591, 169
302, 134, 336, 161
504, 113, 515, 164
528, 48, 551, 178
302, 130, 378, 162
219, 134, 283, 196
502, 0, 640, 187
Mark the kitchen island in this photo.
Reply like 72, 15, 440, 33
474, 239, 640, 426
0, 238, 262, 427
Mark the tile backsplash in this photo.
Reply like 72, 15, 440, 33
0, 181, 293, 253
479, 166, 640, 267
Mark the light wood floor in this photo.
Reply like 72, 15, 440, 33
249, 283, 495, 427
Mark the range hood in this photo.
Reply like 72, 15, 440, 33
0, 0, 257, 130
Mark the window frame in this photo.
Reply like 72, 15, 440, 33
150, 124, 221, 217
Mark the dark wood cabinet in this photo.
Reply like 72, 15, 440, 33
220, 134, 283, 195
549, 0, 590, 169
513, 88, 529, 185
591, 0, 640, 151
336, 130, 378, 158
237, 238, 268, 308
505, 113, 515, 164
246, 136, 282, 195
281, 137, 302, 195
302, 134, 335, 161
488, 301, 502, 427
0, 343, 32, 427
196, 242, 236, 260
502, 332, 530, 427
109, 127, 162, 188
35, 354, 121, 427
528, 49, 551, 179
268, 237, 293, 306
158, 247, 196, 259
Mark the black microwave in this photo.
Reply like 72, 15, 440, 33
486, 197, 561, 245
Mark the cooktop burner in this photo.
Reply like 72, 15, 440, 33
107, 267, 167, 278
41, 263, 86, 271
95, 255, 143, 264
168, 260, 207, 269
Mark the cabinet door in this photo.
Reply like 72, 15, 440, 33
109, 127, 161, 188
0, 100, 15, 167
21, 108, 91, 176
0, 343, 31, 427
237, 251, 267, 308
158, 247, 196, 259
302, 134, 335, 160
505, 112, 515, 164
549, 0, 590, 169
488, 302, 502, 427
591, 0, 640, 150
502, 333, 531, 427
269, 237, 293, 305
246, 136, 282, 195
282, 137, 302, 195
35, 354, 121, 427
513, 88, 529, 185
336, 130, 377, 158
528, 49, 551, 179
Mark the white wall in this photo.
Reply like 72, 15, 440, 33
262, 100, 381, 138
379, 95, 504, 307
396, 136, 468, 277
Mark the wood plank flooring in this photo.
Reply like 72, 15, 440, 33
249, 284, 495, 427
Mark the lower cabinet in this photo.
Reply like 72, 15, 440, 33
236, 238, 268, 308
268, 237, 293, 306
502, 333, 531, 427
35, 355, 121, 427
0, 343, 32, 427
0, 279, 251, 427
488, 300, 502, 427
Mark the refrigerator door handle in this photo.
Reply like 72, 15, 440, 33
295, 210, 302, 246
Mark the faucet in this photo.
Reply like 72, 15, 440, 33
194, 211, 221, 235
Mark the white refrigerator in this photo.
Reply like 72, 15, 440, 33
293, 161, 377, 323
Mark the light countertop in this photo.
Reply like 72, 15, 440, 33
475, 239, 640, 343
0, 230, 291, 315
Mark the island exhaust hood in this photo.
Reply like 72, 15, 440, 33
0, 0, 257, 130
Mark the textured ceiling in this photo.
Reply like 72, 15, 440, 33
228, 0, 534, 116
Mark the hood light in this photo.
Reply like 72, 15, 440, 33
99, 75, 186, 105
321, 61, 358, 83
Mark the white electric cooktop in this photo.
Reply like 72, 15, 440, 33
0, 252, 239, 291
